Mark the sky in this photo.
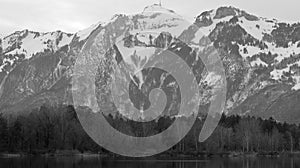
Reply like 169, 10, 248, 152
0, 0, 300, 36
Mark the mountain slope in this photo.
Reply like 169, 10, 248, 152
1, 5, 300, 123
193, 6, 300, 122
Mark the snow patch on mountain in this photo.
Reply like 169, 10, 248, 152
271, 42, 300, 62
192, 15, 232, 43
3, 31, 74, 59
131, 5, 190, 37
292, 76, 300, 90
142, 4, 175, 14
76, 22, 102, 41
250, 57, 268, 67
238, 17, 277, 40
59, 33, 74, 48
239, 41, 300, 89
239, 42, 300, 61
6, 33, 48, 59
115, 34, 156, 71
270, 66, 291, 80
0, 30, 73, 73
238, 44, 263, 59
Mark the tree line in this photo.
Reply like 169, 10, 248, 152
0, 104, 300, 155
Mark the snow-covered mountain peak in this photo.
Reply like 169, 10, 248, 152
196, 6, 259, 25
142, 4, 175, 14
193, 6, 279, 41
74, 4, 189, 43
128, 4, 189, 37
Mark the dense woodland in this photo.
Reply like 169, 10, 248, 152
0, 104, 300, 156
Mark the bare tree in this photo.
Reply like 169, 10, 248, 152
236, 118, 261, 152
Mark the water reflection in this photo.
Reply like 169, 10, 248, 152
0, 156, 299, 168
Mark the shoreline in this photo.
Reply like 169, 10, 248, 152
1, 151, 300, 159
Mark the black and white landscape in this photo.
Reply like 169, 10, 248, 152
1, 2, 300, 168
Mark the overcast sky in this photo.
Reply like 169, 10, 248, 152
1, 0, 299, 36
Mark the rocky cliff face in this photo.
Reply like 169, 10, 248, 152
1, 5, 300, 123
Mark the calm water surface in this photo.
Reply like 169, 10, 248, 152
0, 156, 299, 168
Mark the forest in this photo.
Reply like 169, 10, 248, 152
0, 104, 300, 156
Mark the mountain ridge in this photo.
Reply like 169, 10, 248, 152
1, 5, 300, 123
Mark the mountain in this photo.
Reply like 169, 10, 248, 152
1, 4, 300, 123
194, 6, 300, 123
